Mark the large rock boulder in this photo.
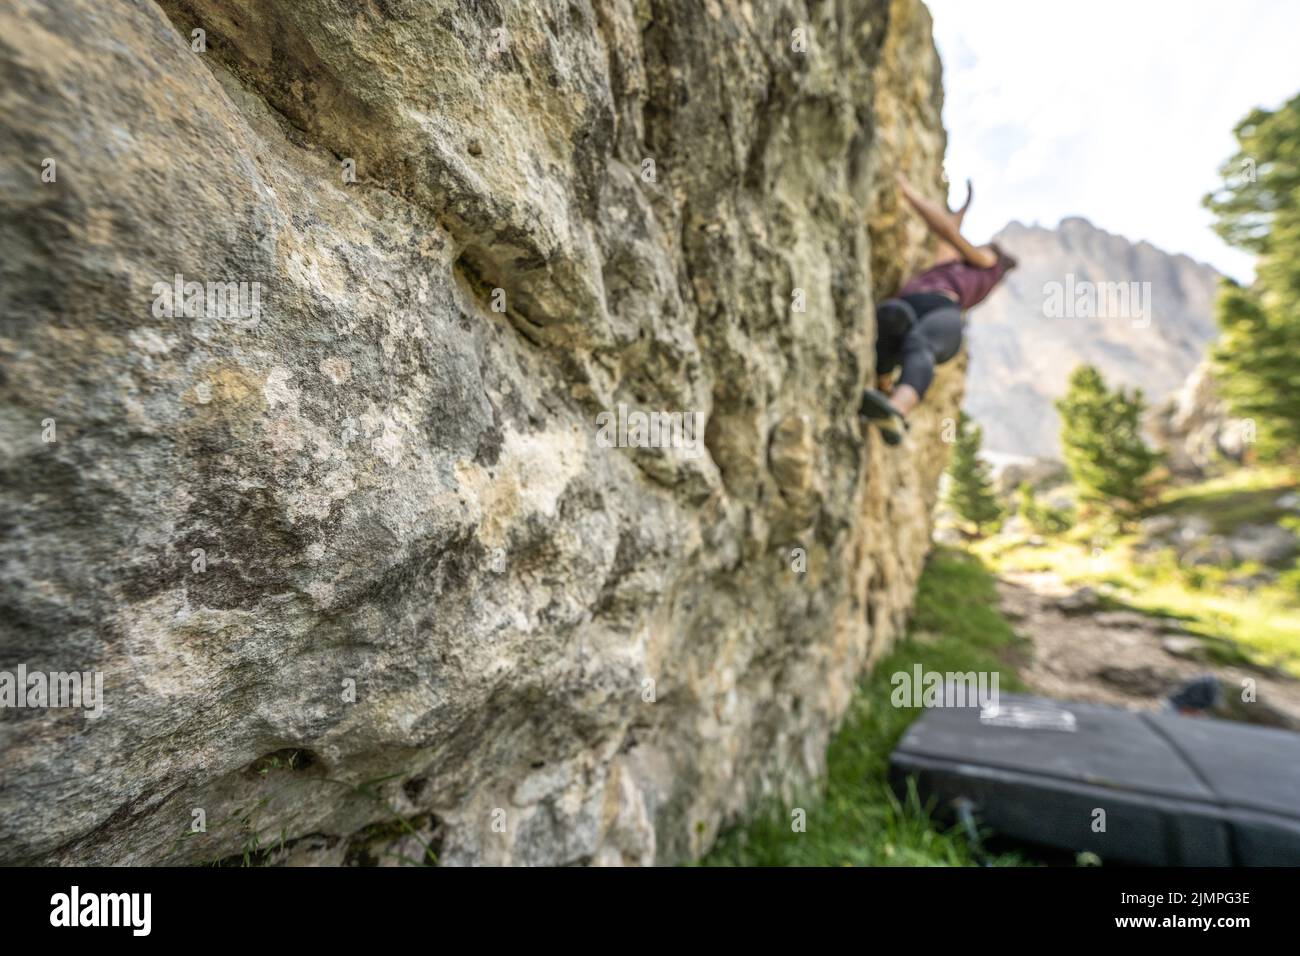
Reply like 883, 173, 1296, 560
993, 456, 1070, 498
1148, 357, 1251, 477
0, 0, 955, 864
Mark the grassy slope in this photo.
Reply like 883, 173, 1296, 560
702, 548, 1029, 867
978, 466, 1300, 676
1154, 466, 1298, 533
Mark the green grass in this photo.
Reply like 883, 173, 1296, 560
1149, 465, 1297, 534
702, 548, 1031, 867
977, 466, 1300, 676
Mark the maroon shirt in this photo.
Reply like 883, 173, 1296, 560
898, 243, 1017, 310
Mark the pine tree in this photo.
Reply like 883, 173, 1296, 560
1203, 92, 1300, 460
1017, 481, 1073, 535
946, 411, 1003, 536
1055, 365, 1159, 517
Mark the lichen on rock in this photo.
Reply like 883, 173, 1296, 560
0, 0, 958, 865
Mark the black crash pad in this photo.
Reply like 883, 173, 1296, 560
889, 693, 1300, 865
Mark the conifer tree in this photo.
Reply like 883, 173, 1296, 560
1203, 92, 1300, 460
1017, 481, 1073, 535
1055, 365, 1159, 517
946, 411, 1003, 536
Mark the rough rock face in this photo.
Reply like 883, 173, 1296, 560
1147, 357, 1250, 477
965, 217, 1220, 459
0, 0, 954, 865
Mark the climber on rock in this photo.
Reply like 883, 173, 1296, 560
860, 173, 1017, 446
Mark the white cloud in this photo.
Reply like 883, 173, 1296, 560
925, 0, 1300, 281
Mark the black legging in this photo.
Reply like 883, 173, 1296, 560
875, 292, 964, 398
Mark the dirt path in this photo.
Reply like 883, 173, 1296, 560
996, 569, 1300, 729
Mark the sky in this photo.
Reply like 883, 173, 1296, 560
925, 0, 1300, 282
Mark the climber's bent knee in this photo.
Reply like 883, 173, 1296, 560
897, 347, 936, 398
916, 306, 964, 366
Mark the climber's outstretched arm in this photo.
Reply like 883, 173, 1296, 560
955, 178, 974, 220
896, 173, 997, 269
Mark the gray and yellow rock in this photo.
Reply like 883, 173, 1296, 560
0, 0, 957, 865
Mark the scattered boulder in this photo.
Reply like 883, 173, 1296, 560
1137, 513, 1218, 562
1182, 536, 1237, 567
1174, 515, 1214, 544
1095, 665, 1169, 695
995, 457, 1070, 497
1224, 571, 1278, 589
1224, 524, 1298, 567
1138, 514, 1181, 539
1057, 587, 1102, 616
1161, 636, 1209, 661
1094, 610, 1164, 633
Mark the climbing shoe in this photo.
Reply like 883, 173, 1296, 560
859, 387, 908, 447
859, 387, 903, 421
875, 417, 906, 446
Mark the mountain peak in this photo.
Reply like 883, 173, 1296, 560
1057, 215, 1098, 232
965, 219, 1222, 458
